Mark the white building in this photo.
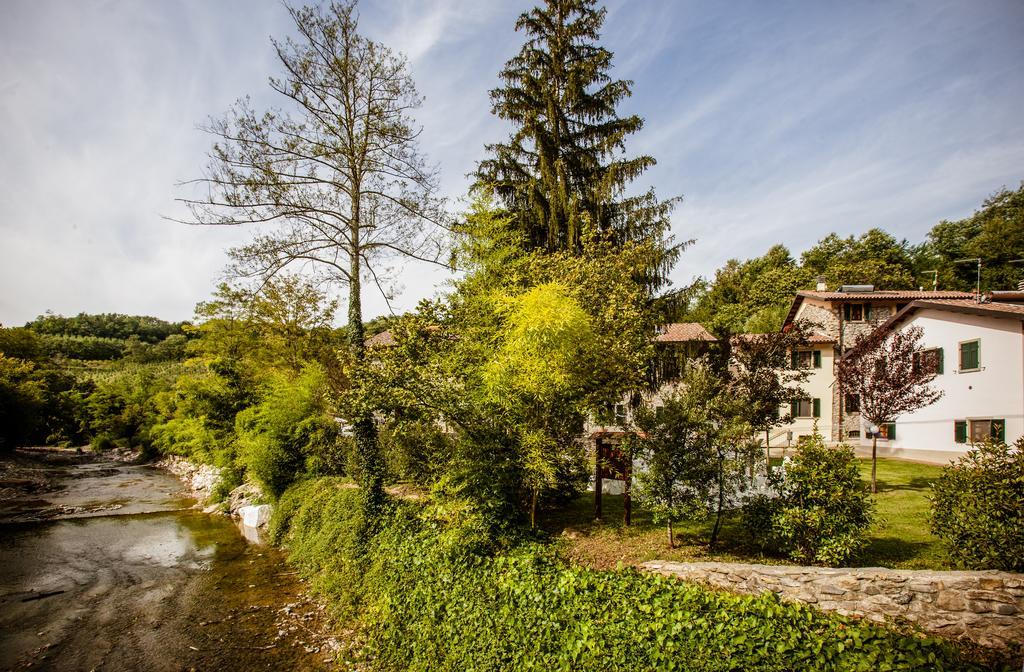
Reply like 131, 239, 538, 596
843, 297, 1024, 464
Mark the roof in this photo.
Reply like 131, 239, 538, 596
653, 323, 717, 343
906, 299, 1024, 319
990, 291, 1024, 303
730, 332, 834, 345
783, 289, 975, 330
364, 330, 396, 348
795, 290, 974, 302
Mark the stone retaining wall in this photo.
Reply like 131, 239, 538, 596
642, 561, 1024, 650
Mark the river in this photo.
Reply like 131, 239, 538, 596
0, 450, 336, 672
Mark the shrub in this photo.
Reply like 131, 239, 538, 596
742, 435, 873, 566
272, 477, 986, 672
235, 363, 334, 498
930, 438, 1024, 571
90, 432, 115, 452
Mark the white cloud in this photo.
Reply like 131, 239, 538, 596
1, 0, 1022, 326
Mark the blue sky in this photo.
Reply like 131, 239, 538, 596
1, 0, 1022, 326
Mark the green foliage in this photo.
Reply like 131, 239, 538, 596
24, 311, 186, 343
686, 245, 810, 334
924, 183, 1024, 292
631, 360, 751, 547
40, 334, 126, 360
271, 477, 985, 672
269, 479, 368, 614
0, 354, 45, 450
191, 277, 338, 374
235, 363, 340, 498
800, 229, 918, 290
484, 282, 597, 525
744, 436, 874, 566
0, 327, 45, 361
485, 283, 595, 400
380, 418, 452, 483
476, 1, 680, 289
930, 438, 1024, 571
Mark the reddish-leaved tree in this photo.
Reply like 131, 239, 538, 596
836, 325, 943, 493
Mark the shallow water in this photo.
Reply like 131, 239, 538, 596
0, 455, 333, 672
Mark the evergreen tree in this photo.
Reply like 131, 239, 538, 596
476, 0, 680, 289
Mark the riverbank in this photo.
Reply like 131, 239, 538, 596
0, 449, 342, 671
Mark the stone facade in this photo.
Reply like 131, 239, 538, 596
794, 299, 899, 441
642, 560, 1024, 650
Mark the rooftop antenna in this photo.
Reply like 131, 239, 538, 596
954, 258, 982, 301
920, 270, 938, 292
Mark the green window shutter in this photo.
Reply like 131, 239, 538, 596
790, 351, 798, 369
790, 400, 798, 418
843, 304, 851, 320
812, 398, 821, 418
864, 304, 871, 321
954, 421, 967, 444
960, 341, 979, 370
884, 422, 896, 440
813, 350, 821, 368
936, 347, 944, 374
991, 419, 1005, 443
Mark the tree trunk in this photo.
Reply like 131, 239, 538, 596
348, 195, 385, 526
871, 435, 878, 494
709, 452, 726, 549
530, 487, 538, 529
765, 428, 771, 473
667, 518, 674, 549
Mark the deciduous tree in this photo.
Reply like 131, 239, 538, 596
835, 325, 942, 493
179, 1, 444, 519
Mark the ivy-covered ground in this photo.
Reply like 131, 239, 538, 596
545, 458, 948, 571
270, 478, 1003, 672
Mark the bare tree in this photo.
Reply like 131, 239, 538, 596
177, 1, 445, 516
836, 325, 943, 493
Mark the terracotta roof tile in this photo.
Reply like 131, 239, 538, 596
912, 299, 1024, 316
731, 332, 833, 344
654, 323, 717, 343
796, 290, 974, 301
365, 330, 396, 348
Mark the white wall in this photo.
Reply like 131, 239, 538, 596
869, 309, 1024, 461
781, 344, 834, 444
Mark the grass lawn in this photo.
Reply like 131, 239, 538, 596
543, 457, 951, 570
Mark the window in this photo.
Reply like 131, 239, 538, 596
613, 404, 627, 425
954, 421, 967, 444
847, 429, 861, 439
959, 340, 980, 371
843, 303, 870, 322
881, 422, 896, 440
968, 419, 1005, 443
791, 349, 822, 369
791, 398, 820, 418
913, 347, 944, 375
844, 393, 860, 413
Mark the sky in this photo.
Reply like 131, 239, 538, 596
1, 0, 1023, 326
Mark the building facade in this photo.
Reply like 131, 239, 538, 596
842, 298, 1024, 463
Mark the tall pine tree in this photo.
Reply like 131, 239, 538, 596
476, 0, 680, 290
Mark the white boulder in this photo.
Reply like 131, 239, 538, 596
239, 504, 272, 528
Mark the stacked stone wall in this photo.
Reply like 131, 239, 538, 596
643, 561, 1024, 650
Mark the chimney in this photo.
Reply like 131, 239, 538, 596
815, 276, 827, 292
